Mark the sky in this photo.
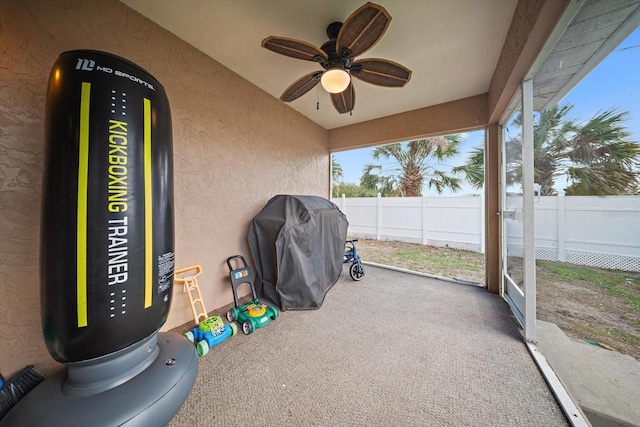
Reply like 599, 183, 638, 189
332, 27, 640, 197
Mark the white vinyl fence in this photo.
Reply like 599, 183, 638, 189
332, 194, 640, 272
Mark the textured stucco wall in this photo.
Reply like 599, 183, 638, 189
0, 0, 328, 375
328, 94, 488, 152
487, 0, 569, 123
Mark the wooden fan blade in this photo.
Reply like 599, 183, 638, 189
336, 2, 391, 58
262, 36, 328, 62
280, 71, 322, 102
351, 59, 412, 87
330, 82, 356, 114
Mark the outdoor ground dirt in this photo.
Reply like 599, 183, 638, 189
354, 238, 640, 361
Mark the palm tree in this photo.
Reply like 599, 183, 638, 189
505, 105, 572, 195
456, 105, 640, 195
331, 155, 344, 197
557, 108, 640, 195
331, 155, 343, 186
362, 135, 462, 197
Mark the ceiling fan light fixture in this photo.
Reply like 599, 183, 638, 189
321, 68, 350, 93
262, 3, 408, 114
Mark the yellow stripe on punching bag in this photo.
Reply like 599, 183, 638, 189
144, 98, 152, 308
77, 82, 91, 327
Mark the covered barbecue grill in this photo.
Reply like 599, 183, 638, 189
248, 195, 349, 311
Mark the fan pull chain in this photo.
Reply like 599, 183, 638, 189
316, 84, 320, 110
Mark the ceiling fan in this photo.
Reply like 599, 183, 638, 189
261, 2, 412, 114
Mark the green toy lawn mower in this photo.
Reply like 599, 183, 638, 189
225, 255, 278, 334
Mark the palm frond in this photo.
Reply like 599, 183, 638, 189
428, 170, 461, 195
452, 146, 484, 189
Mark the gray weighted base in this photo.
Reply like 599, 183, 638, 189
0, 332, 198, 426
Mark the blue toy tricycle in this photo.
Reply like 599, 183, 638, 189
344, 239, 364, 281
184, 315, 237, 357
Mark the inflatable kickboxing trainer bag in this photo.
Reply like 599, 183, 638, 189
0, 50, 198, 426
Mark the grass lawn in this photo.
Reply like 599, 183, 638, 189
354, 238, 640, 361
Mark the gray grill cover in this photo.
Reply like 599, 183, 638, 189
248, 195, 349, 311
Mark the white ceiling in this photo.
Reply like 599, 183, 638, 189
121, 0, 518, 130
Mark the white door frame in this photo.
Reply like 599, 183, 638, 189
521, 78, 536, 342
500, 79, 536, 342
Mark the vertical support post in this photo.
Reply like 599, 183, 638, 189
422, 196, 428, 246
522, 79, 536, 342
340, 194, 347, 236
557, 192, 566, 262
376, 192, 382, 241
480, 193, 485, 254
485, 124, 501, 294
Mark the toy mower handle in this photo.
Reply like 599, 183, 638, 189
226, 255, 248, 271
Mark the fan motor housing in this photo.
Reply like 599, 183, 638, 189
326, 21, 342, 39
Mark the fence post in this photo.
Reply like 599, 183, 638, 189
557, 192, 565, 262
376, 192, 382, 241
422, 196, 428, 245
480, 194, 485, 254
341, 193, 345, 213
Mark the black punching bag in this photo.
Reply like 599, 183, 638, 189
41, 50, 175, 362
0, 50, 196, 427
